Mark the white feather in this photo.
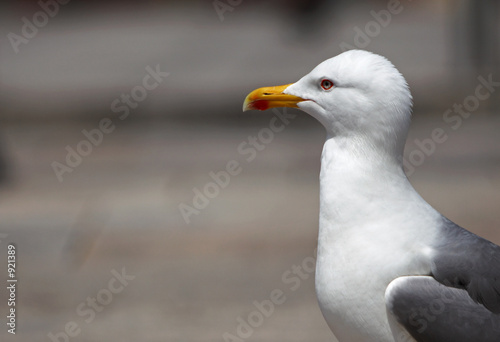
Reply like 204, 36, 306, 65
283, 50, 442, 341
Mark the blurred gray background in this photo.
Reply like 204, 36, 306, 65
0, 0, 499, 341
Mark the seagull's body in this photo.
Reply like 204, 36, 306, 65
315, 137, 437, 341
243, 50, 500, 342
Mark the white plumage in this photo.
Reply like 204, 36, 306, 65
243, 50, 500, 342
285, 50, 432, 341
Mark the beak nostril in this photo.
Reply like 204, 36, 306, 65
263, 93, 273, 95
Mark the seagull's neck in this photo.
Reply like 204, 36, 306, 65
318, 135, 412, 234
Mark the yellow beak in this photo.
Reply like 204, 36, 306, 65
243, 83, 306, 112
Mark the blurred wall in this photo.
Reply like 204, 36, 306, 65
1, 0, 498, 121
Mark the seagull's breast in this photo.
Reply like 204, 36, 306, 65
315, 215, 435, 342
315, 139, 439, 341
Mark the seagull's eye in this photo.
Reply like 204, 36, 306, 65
320, 79, 334, 91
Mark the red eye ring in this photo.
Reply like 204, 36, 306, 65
320, 79, 334, 90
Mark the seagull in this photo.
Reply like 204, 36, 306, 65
242, 50, 500, 342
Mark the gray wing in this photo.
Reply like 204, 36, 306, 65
430, 217, 500, 313
386, 276, 500, 342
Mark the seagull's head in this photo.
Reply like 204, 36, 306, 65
243, 50, 412, 155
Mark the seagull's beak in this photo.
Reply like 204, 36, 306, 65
243, 83, 306, 112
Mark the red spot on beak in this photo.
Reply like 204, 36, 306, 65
251, 100, 269, 111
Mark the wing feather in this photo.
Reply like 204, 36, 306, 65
431, 218, 500, 313
386, 276, 500, 342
